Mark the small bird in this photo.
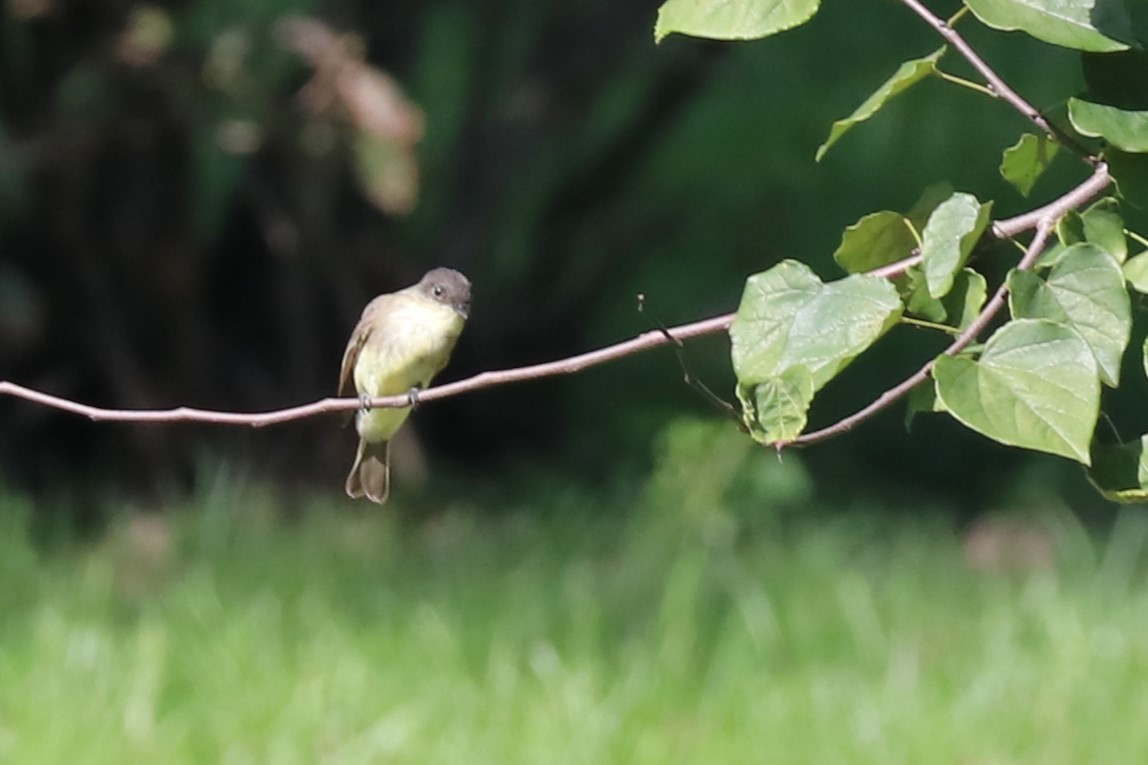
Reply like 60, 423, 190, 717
339, 267, 471, 503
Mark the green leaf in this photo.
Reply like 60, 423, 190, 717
905, 380, 945, 431
1081, 197, 1127, 262
730, 261, 902, 444
832, 184, 954, 275
736, 368, 813, 445
1057, 209, 1086, 246
898, 266, 948, 323
1088, 436, 1148, 503
999, 133, 1060, 196
654, 0, 821, 42
898, 267, 987, 329
942, 268, 989, 330
1007, 243, 1131, 386
833, 211, 917, 273
730, 260, 903, 391
964, 0, 1135, 53
1123, 250, 1148, 292
816, 48, 945, 162
921, 192, 994, 299
934, 319, 1100, 464
1068, 98, 1148, 152
1106, 148, 1148, 207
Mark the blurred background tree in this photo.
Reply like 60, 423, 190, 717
0, 0, 1118, 512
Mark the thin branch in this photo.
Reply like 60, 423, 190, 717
0, 166, 1111, 429
900, 0, 1093, 160
0, 315, 734, 428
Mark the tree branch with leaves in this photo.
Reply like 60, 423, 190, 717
4, 0, 1148, 502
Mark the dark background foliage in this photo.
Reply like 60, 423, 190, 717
0, 0, 1114, 510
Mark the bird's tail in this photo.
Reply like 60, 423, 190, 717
345, 439, 390, 504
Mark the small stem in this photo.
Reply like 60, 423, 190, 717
901, 316, 960, 335
898, 0, 1095, 162
1126, 228, 1148, 250
947, 5, 970, 26
935, 69, 996, 98
903, 217, 924, 250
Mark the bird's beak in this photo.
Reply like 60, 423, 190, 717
455, 303, 470, 320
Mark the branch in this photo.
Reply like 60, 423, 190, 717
900, 0, 1093, 160
0, 315, 734, 427
0, 165, 1111, 429
785, 162, 1110, 448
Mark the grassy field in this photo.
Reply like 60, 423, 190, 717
2, 424, 1148, 763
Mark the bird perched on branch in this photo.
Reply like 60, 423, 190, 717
339, 267, 471, 503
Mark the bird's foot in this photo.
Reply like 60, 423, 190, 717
358, 393, 373, 414
406, 387, 422, 409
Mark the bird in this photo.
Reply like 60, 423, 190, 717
339, 267, 471, 503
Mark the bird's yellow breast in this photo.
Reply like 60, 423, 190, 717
353, 294, 464, 442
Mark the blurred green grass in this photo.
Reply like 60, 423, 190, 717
2, 421, 1148, 763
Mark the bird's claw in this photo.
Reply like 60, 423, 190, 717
406, 387, 422, 409
358, 393, 373, 414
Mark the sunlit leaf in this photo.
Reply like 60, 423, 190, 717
999, 133, 1060, 197
1080, 197, 1127, 262
1123, 250, 1148, 292
942, 268, 989, 330
921, 192, 993, 299
736, 367, 813, 445
816, 48, 945, 162
654, 0, 821, 42
898, 267, 986, 329
1008, 243, 1131, 386
730, 261, 902, 444
1069, 98, 1148, 152
934, 319, 1100, 464
964, 0, 1134, 53
833, 211, 917, 273
833, 184, 954, 274
1088, 435, 1148, 503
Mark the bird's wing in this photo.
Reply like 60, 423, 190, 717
339, 295, 388, 395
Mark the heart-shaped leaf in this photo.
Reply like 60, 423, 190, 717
934, 319, 1100, 464
731, 260, 903, 390
1008, 243, 1131, 386
833, 211, 917, 274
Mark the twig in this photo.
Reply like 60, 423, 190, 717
0, 315, 734, 427
0, 166, 1111, 428
899, 0, 1093, 160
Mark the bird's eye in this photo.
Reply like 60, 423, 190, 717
433, 286, 445, 298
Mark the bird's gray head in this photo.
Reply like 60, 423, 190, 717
417, 267, 472, 319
